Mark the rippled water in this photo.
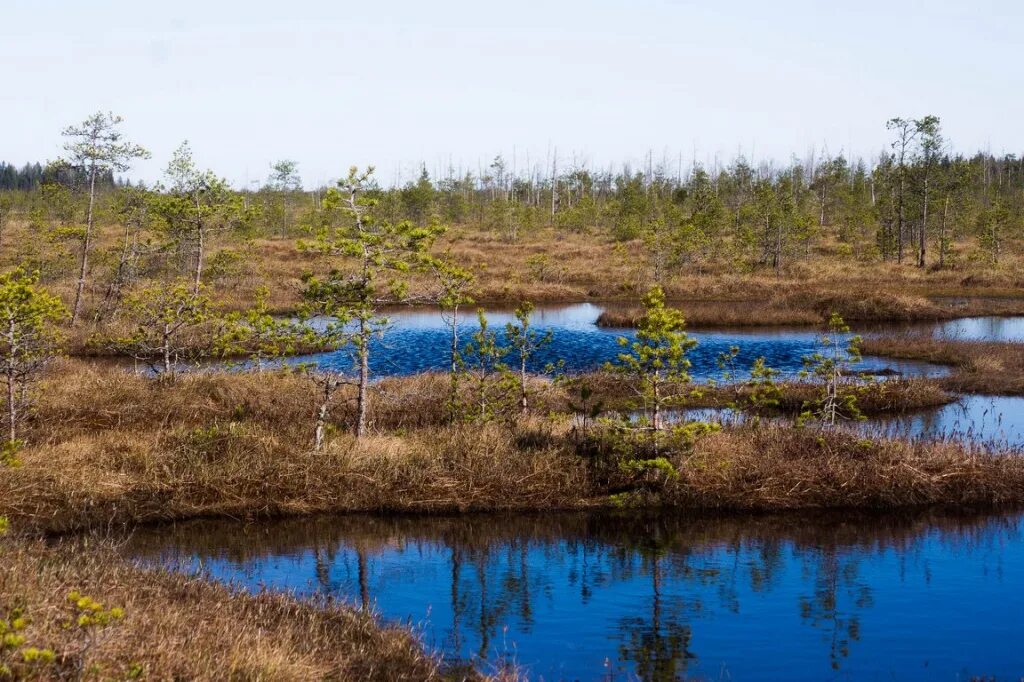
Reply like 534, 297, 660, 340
286, 303, 949, 381
126, 510, 1024, 681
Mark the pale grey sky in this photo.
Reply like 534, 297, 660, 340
2, 0, 1021, 187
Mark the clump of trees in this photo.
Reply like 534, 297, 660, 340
0, 268, 65, 460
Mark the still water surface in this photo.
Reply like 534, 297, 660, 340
288, 303, 950, 380
127, 510, 1024, 681
685, 395, 1024, 450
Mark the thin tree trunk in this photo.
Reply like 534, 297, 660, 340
162, 323, 172, 376
939, 196, 950, 269
6, 318, 16, 443
313, 376, 334, 451
71, 167, 97, 325
520, 351, 528, 414
918, 174, 929, 268
193, 203, 204, 294
356, 317, 369, 438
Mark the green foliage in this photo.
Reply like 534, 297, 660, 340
300, 167, 447, 437
154, 141, 256, 289
106, 281, 213, 376
461, 309, 512, 422
595, 419, 719, 494
746, 357, 782, 411
567, 381, 604, 441
1, 608, 56, 680
505, 301, 560, 414
799, 312, 864, 427
0, 267, 66, 444
430, 254, 476, 423
205, 248, 246, 282
64, 591, 125, 680
610, 286, 696, 430
0, 441, 22, 468
218, 286, 312, 370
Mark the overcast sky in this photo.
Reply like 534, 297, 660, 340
3, 0, 1021, 188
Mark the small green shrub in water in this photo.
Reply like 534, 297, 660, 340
799, 312, 865, 428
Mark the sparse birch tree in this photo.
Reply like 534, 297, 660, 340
160, 141, 250, 293
300, 166, 443, 437
62, 112, 149, 324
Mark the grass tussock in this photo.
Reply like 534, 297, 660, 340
669, 424, 1024, 510
0, 362, 1020, 534
863, 336, 1024, 395
595, 289, 1024, 329
0, 536, 449, 681
566, 370, 954, 415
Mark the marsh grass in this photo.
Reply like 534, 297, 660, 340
1, 362, 1021, 534
863, 336, 1024, 395
0, 536, 453, 681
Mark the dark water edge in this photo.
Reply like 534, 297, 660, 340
123, 507, 1024, 681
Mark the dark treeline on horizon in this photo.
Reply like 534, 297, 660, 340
0, 161, 119, 192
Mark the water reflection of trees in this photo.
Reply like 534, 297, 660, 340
123, 509, 1020, 680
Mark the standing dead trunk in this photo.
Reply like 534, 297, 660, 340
918, 174, 929, 268
938, 196, 950, 269
193, 195, 204, 294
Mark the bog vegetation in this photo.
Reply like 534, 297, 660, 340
2, 111, 1024, 679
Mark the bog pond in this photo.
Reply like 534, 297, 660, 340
123, 305, 1024, 679
281, 304, 1024, 448
290, 302, 956, 379
126, 509, 1024, 681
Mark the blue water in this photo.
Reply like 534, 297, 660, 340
685, 395, 1024, 450
286, 304, 946, 381
127, 511, 1024, 681
932, 316, 1024, 342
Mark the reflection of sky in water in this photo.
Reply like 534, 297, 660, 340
933, 316, 1024, 342
289, 303, 948, 381
131, 512, 1024, 681
685, 395, 1024, 449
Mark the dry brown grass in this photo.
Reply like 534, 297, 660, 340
863, 336, 1024, 395
597, 290, 1024, 329
6, 215, 1024, 322
1, 362, 584, 533
1, 362, 1021, 536
668, 424, 1024, 510
565, 370, 954, 415
0, 535, 453, 681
